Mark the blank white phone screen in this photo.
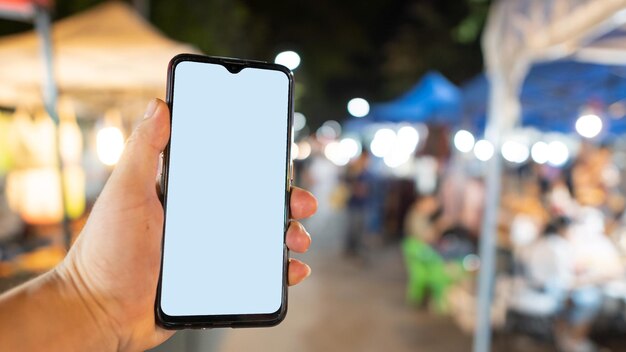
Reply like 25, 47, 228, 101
160, 61, 290, 316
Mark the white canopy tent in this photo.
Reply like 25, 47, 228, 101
0, 0, 198, 110
475, 1, 626, 351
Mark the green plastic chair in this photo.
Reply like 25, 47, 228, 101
402, 237, 457, 313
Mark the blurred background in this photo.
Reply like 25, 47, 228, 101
2, 1, 626, 351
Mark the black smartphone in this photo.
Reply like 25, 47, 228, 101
155, 54, 293, 329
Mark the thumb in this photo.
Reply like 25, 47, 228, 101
107, 99, 170, 196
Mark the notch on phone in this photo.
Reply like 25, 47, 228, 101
224, 62, 245, 74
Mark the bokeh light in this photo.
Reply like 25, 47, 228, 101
293, 112, 307, 131
383, 144, 411, 168
296, 140, 312, 160
547, 140, 569, 167
316, 120, 341, 140
324, 120, 342, 136
324, 141, 350, 166
453, 130, 475, 153
473, 139, 494, 161
347, 98, 370, 118
339, 137, 361, 159
370, 128, 396, 158
575, 113, 603, 138
396, 126, 419, 155
501, 140, 529, 164
463, 254, 481, 271
274, 50, 301, 70
531, 141, 549, 164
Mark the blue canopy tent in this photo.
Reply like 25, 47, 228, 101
462, 60, 626, 134
368, 71, 462, 123
343, 71, 462, 136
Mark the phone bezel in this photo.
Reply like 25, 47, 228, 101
155, 53, 294, 329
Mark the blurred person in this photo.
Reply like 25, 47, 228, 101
524, 217, 592, 352
440, 171, 483, 239
500, 216, 561, 339
549, 178, 578, 218
505, 181, 548, 248
438, 164, 463, 230
344, 149, 372, 258
404, 195, 442, 244
509, 213, 542, 252
402, 196, 447, 311
458, 177, 484, 238
0, 99, 317, 351
567, 207, 624, 290
526, 211, 623, 352
403, 196, 470, 312
419, 172, 481, 285
413, 155, 438, 197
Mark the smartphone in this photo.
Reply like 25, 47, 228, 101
155, 54, 293, 329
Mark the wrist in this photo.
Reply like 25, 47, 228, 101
0, 266, 119, 351
50, 263, 121, 351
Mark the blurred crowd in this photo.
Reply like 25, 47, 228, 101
497, 143, 626, 352
297, 131, 626, 352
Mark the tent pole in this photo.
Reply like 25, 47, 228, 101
472, 145, 502, 352
34, 6, 72, 249
472, 75, 506, 352
34, 6, 58, 124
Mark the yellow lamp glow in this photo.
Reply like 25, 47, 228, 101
6, 168, 63, 225
5, 102, 87, 224
62, 165, 85, 220
0, 113, 13, 173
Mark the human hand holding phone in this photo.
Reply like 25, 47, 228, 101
0, 99, 316, 351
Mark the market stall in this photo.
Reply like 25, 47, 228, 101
475, 1, 626, 351
0, 1, 198, 275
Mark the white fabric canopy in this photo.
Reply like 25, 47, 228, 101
0, 1, 198, 107
475, 1, 626, 351
576, 24, 626, 64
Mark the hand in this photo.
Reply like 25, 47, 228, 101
0, 99, 317, 352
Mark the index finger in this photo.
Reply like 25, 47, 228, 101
290, 187, 317, 220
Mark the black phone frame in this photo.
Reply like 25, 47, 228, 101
155, 53, 294, 329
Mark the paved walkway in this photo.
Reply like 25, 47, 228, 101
218, 211, 474, 352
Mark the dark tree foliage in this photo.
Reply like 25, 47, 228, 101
0, 0, 490, 127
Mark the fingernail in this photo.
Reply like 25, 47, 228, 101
143, 99, 158, 119
304, 264, 312, 278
